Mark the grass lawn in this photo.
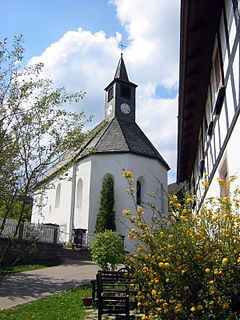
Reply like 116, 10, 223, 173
0, 258, 62, 274
0, 286, 92, 320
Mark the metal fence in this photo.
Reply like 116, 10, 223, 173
0, 219, 60, 244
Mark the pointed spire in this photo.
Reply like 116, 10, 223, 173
114, 54, 129, 82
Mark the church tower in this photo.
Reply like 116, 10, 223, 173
104, 54, 137, 123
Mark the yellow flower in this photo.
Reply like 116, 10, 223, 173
222, 257, 228, 265
223, 302, 230, 310
205, 268, 211, 273
202, 181, 209, 188
210, 286, 215, 295
213, 269, 219, 275
197, 305, 204, 311
122, 209, 131, 216
217, 177, 225, 185
126, 171, 132, 178
173, 195, 178, 201
151, 289, 157, 296
190, 306, 196, 312
129, 178, 134, 184
137, 206, 142, 213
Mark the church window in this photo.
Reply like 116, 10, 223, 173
120, 84, 131, 99
108, 86, 113, 102
76, 178, 83, 208
55, 183, 61, 208
136, 180, 142, 205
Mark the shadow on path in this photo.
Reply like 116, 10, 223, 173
0, 261, 98, 309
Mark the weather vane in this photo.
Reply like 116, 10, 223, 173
119, 42, 127, 55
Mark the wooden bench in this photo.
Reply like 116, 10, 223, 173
92, 268, 138, 320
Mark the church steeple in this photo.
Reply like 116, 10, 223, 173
114, 54, 129, 82
105, 55, 137, 122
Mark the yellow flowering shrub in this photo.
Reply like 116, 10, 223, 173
123, 172, 240, 319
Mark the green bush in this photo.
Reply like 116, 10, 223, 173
90, 230, 125, 270
95, 175, 115, 233
123, 171, 240, 319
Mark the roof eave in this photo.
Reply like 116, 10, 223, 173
177, 0, 224, 183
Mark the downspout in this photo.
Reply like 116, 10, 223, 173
69, 164, 77, 242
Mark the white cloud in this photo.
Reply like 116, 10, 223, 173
30, 29, 122, 122
29, 1, 180, 183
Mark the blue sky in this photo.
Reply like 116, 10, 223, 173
1, 0, 180, 182
1, 0, 128, 61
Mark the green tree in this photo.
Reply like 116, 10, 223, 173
95, 175, 115, 233
90, 230, 125, 270
0, 35, 89, 265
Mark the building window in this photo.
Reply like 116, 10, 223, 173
213, 34, 226, 115
219, 157, 228, 197
55, 183, 61, 208
214, 46, 222, 92
120, 84, 131, 99
108, 86, 113, 102
76, 178, 83, 208
136, 180, 142, 205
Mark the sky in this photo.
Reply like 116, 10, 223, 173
1, 0, 180, 183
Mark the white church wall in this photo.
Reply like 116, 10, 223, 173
31, 167, 73, 242
87, 153, 168, 253
74, 158, 92, 230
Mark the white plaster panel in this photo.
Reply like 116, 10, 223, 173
32, 168, 73, 238
74, 158, 92, 230
88, 153, 168, 253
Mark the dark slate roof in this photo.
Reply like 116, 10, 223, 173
39, 117, 170, 187
114, 55, 129, 81
168, 182, 184, 195
76, 117, 170, 170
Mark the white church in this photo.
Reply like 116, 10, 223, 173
32, 56, 169, 252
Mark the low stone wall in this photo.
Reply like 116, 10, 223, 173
0, 238, 63, 265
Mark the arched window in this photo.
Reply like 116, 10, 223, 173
55, 183, 61, 208
136, 180, 142, 205
76, 178, 83, 208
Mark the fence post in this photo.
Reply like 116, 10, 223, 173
18, 222, 24, 240
53, 226, 58, 244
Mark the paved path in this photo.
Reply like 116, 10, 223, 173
0, 259, 98, 310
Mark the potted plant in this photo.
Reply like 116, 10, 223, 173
82, 296, 92, 306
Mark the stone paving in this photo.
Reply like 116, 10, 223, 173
0, 259, 98, 310
84, 309, 116, 319
84, 309, 143, 319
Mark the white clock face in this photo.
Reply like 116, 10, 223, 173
120, 103, 131, 114
107, 104, 113, 116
